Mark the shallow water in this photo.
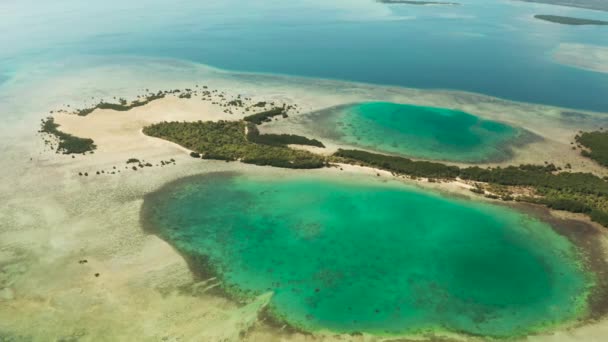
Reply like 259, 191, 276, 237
143, 172, 592, 338
307, 102, 527, 163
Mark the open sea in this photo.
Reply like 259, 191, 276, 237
1, 0, 608, 111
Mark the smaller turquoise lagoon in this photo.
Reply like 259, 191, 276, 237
304, 102, 534, 163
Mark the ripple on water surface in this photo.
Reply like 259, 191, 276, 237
143, 173, 593, 338
304, 102, 533, 163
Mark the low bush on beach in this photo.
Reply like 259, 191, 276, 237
243, 107, 286, 125
40, 117, 96, 154
246, 123, 325, 148
334, 149, 460, 178
76, 93, 166, 116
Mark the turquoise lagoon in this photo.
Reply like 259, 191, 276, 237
143, 172, 593, 338
307, 102, 528, 163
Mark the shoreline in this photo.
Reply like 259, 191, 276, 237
3, 64, 608, 341
50, 83, 608, 175
190, 54, 608, 113
138, 168, 607, 341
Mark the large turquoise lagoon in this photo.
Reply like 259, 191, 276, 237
306, 102, 530, 163
143, 172, 593, 338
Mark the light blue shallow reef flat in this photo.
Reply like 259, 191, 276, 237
305, 102, 529, 163
143, 173, 593, 338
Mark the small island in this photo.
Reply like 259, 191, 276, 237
535, 15, 608, 26
377, 0, 460, 5
518, 0, 608, 12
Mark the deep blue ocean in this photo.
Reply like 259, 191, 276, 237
1, 0, 608, 110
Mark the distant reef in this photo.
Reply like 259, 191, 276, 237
535, 14, 608, 25
517, 0, 608, 12
377, 0, 460, 5
554, 43, 608, 74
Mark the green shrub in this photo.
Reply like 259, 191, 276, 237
76, 93, 166, 116
40, 117, 96, 154
591, 210, 608, 227
246, 123, 325, 148
243, 107, 286, 125
334, 149, 460, 179
576, 130, 608, 166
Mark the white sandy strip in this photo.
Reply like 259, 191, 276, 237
554, 43, 608, 75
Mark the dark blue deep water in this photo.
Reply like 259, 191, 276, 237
1, 0, 608, 109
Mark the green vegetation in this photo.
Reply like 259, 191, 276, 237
227, 99, 244, 107
334, 149, 608, 227
527, 190, 608, 227
534, 15, 608, 25
138, 118, 608, 226
246, 124, 325, 148
576, 130, 608, 166
76, 93, 166, 116
243, 107, 287, 125
334, 149, 460, 178
40, 117, 96, 154
143, 120, 326, 169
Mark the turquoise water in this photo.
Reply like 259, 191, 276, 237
143, 173, 592, 338
1, 0, 608, 111
309, 102, 527, 163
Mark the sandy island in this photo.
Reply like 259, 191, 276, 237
2, 63, 608, 341
554, 43, 608, 75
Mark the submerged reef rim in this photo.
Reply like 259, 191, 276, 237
299, 102, 542, 164
139, 171, 608, 340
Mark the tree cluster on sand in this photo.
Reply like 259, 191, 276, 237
246, 123, 325, 148
39, 117, 96, 154
576, 130, 608, 167
143, 120, 326, 169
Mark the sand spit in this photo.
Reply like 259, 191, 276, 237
2, 60, 608, 341
554, 43, 608, 75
